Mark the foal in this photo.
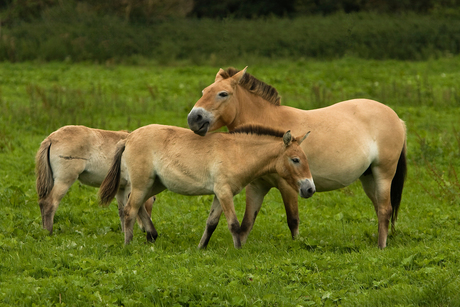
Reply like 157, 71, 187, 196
35, 125, 155, 234
99, 124, 314, 248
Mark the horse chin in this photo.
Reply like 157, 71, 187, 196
194, 122, 210, 136
300, 189, 313, 199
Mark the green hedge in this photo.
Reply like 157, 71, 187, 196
1, 8, 459, 63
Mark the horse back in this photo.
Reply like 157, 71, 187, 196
123, 124, 220, 195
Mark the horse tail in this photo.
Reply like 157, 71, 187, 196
99, 140, 126, 206
35, 139, 54, 200
390, 137, 407, 231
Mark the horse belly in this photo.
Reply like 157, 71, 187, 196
308, 143, 376, 192
79, 155, 128, 188
160, 175, 214, 195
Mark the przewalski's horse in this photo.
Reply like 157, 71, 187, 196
187, 67, 407, 249
35, 125, 156, 234
99, 124, 314, 248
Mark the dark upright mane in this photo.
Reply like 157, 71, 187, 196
230, 125, 285, 138
219, 68, 281, 106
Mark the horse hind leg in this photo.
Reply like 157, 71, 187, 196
138, 203, 158, 242
115, 188, 130, 232
117, 190, 156, 233
40, 180, 75, 234
136, 196, 156, 232
123, 188, 156, 244
360, 168, 393, 249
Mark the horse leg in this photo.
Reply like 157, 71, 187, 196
115, 188, 130, 232
137, 196, 156, 232
123, 189, 147, 244
145, 196, 155, 217
278, 178, 301, 239
137, 202, 158, 243
360, 169, 394, 249
215, 188, 241, 249
198, 196, 223, 249
40, 177, 77, 234
240, 181, 271, 245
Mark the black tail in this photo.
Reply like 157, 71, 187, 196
99, 141, 126, 206
35, 139, 54, 200
390, 143, 407, 231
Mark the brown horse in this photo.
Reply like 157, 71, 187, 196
99, 124, 314, 248
35, 125, 156, 234
187, 67, 407, 249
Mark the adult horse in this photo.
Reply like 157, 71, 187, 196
99, 124, 314, 248
35, 125, 156, 234
187, 67, 407, 249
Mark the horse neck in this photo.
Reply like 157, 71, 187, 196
229, 89, 294, 131
228, 135, 281, 181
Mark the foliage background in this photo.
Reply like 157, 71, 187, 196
1, 0, 460, 63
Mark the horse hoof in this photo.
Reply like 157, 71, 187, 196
146, 231, 157, 242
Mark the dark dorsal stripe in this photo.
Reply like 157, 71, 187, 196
230, 125, 285, 138
219, 68, 281, 106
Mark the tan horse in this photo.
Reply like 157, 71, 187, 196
35, 125, 156, 234
99, 124, 314, 248
187, 67, 407, 249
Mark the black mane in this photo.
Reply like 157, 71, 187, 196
219, 67, 281, 106
230, 125, 285, 138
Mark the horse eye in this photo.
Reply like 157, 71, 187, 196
218, 91, 228, 98
291, 157, 300, 164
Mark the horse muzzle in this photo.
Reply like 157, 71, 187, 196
299, 179, 316, 198
187, 108, 212, 136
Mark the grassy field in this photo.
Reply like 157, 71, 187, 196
1, 57, 459, 306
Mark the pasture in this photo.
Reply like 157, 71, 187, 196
1, 57, 459, 306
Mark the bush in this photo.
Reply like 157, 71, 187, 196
1, 5, 460, 63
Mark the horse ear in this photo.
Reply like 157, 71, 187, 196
215, 68, 226, 82
298, 131, 311, 145
283, 130, 292, 147
232, 66, 248, 84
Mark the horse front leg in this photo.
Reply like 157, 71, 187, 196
198, 196, 223, 249
278, 179, 301, 239
215, 189, 241, 249
240, 180, 271, 245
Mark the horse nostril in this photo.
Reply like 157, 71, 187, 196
196, 114, 202, 121
308, 187, 315, 195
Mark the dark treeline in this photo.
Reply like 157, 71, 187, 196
2, 0, 460, 23
1, 0, 460, 63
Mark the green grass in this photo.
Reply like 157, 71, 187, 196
1, 57, 460, 306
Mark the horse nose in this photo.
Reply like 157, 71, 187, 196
300, 179, 316, 198
187, 108, 211, 136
